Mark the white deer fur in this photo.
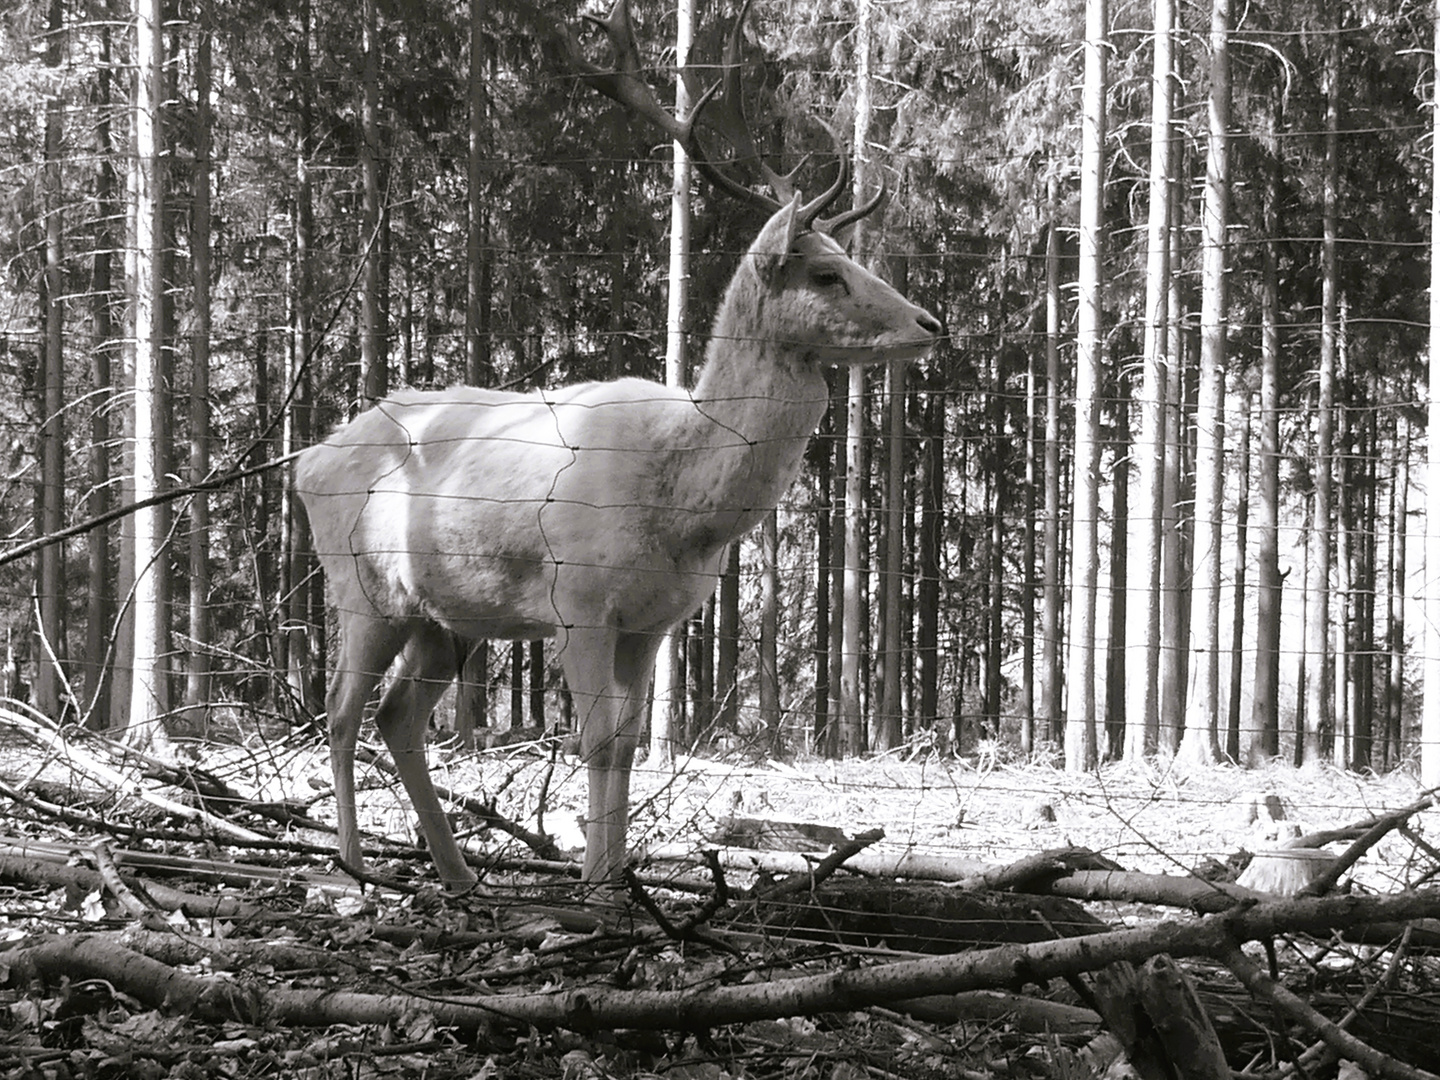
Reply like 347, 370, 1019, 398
295, 195, 941, 890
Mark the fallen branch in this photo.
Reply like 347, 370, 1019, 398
1219, 939, 1439, 1080
0, 706, 266, 842
10, 886, 1437, 1048
1298, 790, 1436, 898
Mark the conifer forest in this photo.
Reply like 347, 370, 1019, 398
3, 0, 1440, 1074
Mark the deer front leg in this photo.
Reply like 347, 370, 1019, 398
561, 627, 653, 887
567, 628, 662, 888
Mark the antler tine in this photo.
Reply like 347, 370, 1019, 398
565, 0, 875, 232
819, 173, 888, 236
794, 120, 851, 231
565, 0, 691, 144
713, 0, 794, 201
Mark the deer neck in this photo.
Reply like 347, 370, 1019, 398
673, 298, 829, 550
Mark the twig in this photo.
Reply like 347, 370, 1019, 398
754, 827, 886, 902
91, 841, 155, 920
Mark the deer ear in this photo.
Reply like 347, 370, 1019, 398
750, 194, 804, 286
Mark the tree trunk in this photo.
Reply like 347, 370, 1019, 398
1066, 0, 1107, 771
651, 0, 693, 765
1226, 385, 1251, 763
1124, 0, 1174, 762
840, 0, 876, 757
874, 355, 905, 753
455, 644, 489, 746
453, 0, 494, 746
1157, 152, 1189, 753
529, 640, 545, 727
35, 0, 67, 721
282, 0, 319, 722
1106, 381, 1129, 761
760, 510, 781, 750
717, 545, 740, 733
1249, 97, 1283, 762
359, 0, 386, 405
510, 643, 524, 730
917, 388, 943, 741
1021, 316, 1038, 755
1039, 188, 1065, 745
182, 1, 214, 730
814, 411, 832, 753
127, 0, 173, 752
1336, 349, 1352, 765
1352, 392, 1376, 770
826, 381, 846, 758
1304, 37, 1339, 767
1388, 416, 1410, 772
841, 368, 867, 757
1179, 0, 1229, 766
984, 347, 1005, 742
85, 12, 118, 729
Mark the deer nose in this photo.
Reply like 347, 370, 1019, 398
916, 309, 944, 338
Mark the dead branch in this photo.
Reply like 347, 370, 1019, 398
1298, 791, 1436, 898
0, 844, 257, 919
1219, 939, 1440, 1080
0, 706, 267, 842
752, 827, 886, 902
7, 889, 1437, 1059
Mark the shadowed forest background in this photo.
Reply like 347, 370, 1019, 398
1, 0, 1436, 778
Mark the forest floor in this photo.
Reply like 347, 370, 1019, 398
0, 711, 1435, 1079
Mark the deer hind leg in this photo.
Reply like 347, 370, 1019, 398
373, 622, 476, 889
564, 626, 662, 888
327, 615, 406, 874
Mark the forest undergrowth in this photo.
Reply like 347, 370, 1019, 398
0, 707, 1435, 1079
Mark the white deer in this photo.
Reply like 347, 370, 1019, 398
293, 2, 942, 891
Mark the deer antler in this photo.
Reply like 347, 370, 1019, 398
564, 0, 882, 236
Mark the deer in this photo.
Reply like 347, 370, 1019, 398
292, 0, 942, 892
